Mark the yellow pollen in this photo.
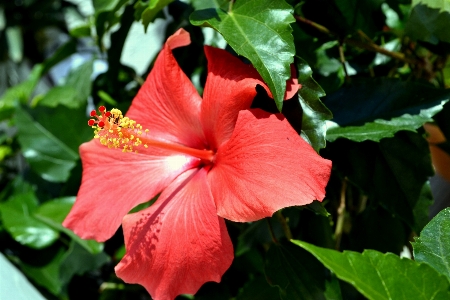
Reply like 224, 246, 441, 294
92, 108, 150, 153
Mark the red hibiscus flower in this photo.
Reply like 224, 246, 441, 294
63, 29, 332, 300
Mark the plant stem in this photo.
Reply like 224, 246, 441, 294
294, 15, 419, 65
276, 210, 293, 240
334, 178, 347, 250
266, 218, 278, 244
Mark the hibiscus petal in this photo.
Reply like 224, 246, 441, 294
209, 109, 332, 222
63, 140, 199, 242
201, 47, 300, 150
115, 168, 233, 300
126, 28, 206, 149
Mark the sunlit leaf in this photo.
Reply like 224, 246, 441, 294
191, 0, 295, 110
293, 240, 450, 300
413, 208, 450, 281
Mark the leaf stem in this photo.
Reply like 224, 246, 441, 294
266, 218, 278, 244
276, 210, 293, 240
334, 178, 347, 250
294, 15, 419, 65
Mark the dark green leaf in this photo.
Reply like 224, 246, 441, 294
412, 181, 434, 233
34, 197, 104, 254
65, 59, 94, 106
237, 276, 281, 300
293, 240, 450, 300
296, 57, 331, 151
265, 243, 327, 300
190, 0, 295, 110
93, 0, 123, 14
15, 107, 79, 182
305, 200, 331, 217
35, 86, 79, 108
413, 208, 450, 281
59, 241, 109, 286
0, 192, 58, 249
406, 2, 450, 44
21, 247, 66, 295
323, 78, 450, 142
41, 39, 77, 75
324, 274, 343, 300
0, 252, 46, 300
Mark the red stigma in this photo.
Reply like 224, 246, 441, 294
88, 119, 95, 126
99, 106, 106, 112
90, 110, 97, 117
98, 121, 105, 127
105, 111, 111, 117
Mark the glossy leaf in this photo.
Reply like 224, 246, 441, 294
34, 197, 104, 254
265, 243, 327, 300
326, 102, 447, 142
296, 57, 331, 151
293, 240, 450, 300
14, 107, 80, 182
0, 192, 59, 249
190, 0, 295, 110
413, 208, 450, 281
323, 78, 450, 142
0, 252, 46, 300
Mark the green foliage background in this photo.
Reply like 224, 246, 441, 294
1, 0, 450, 299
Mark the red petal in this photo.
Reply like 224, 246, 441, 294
126, 29, 206, 149
201, 46, 268, 150
115, 168, 233, 300
201, 47, 300, 149
209, 109, 332, 222
63, 140, 200, 242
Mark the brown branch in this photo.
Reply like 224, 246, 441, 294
294, 15, 419, 65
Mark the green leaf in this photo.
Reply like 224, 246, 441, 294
0, 252, 46, 300
237, 276, 281, 300
326, 102, 447, 142
21, 247, 66, 295
265, 243, 327, 300
59, 241, 109, 286
14, 107, 79, 182
0, 192, 59, 249
34, 197, 104, 254
34, 86, 79, 108
323, 78, 450, 142
93, 0, 123, 14
406, 1, 450, 44
190, 0, 295, 110
293, 240, 450, 300
304, 200, 331, 217
64, 59, 94, 106
296, 57, 331, 151
134, 0, 174, 31
413, 208, 450, 281
412, 181, 434, 233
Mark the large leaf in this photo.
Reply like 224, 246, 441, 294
296, 57, 331, 151
293, 240, 450, 300
34, 197, 104, 254
14, 106, 82, 182
323, 78, 450, 142
190, 0, 295, 110
413, 208, 450, 281
0, 192, 59, 249
0, 253, 46, 300
265, 243, 327, 300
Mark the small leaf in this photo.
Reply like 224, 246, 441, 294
64, 59, 94, 106
265, 243, 327, 300
0, 192, 59, 249
304, 200, 331, 217
296, 57, 331, 151
412, 181, 434, 233
14, 107, 79, 182
0, 252, 46, 300
34, 197, 103, 254
35, 86, 79, 108
413, 208, 450, 281
93, 0, 123, 14
293, 240, 450, 300
191, 0, 295, 110
134, 0, 174, 31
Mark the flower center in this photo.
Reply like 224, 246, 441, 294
88, 106, 214, 162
